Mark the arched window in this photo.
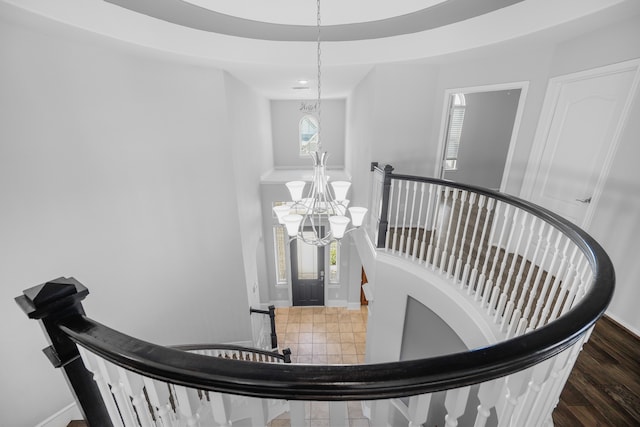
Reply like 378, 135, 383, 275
299, 115, 319, 156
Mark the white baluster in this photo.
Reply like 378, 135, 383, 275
208, 392, 232, 426
548, 245, 580, 322
392, 180, 403, 253
117, 367, 154, 427
448, 190, 466, 279
530, 233, 564, 330
95, 357, 137, 427
143, 377, 177, 427
476, 200, 500, 303
512, 357, 554, 426
533, 333, 589, 426
521, 226, 555, 330
492, 209, 522, 322
434, 189, 451, 270
329, 401, 349, 427
370, 399, 391, 427
289, 401, 306, 427
405, 181, 419, 257
561, 258, 589, 315
536, 238, 571, 328
399, 180, 411, 255
77, 347, 125, 427
419, 183, 435, 262
426, 185, 442, 267
496, 369, 532, 426
484, 204, 512, 314
455, 191, 473, 287
440, 189, 457, 275
495, 210, 527, 329
464, 195, 486, 294
385, 180, 396, 251
247, 396, 268, 426
473, 378, 505, 427
412, 183, 426, 260
503, 216, 538, 335
408, 393, 432, 427
173, 385, 202, 427
444, 386, 471, 427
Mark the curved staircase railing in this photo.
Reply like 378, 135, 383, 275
15, 164, 614, 427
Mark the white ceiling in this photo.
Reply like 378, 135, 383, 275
2, 0, 637, 99
182, 0, 447, 26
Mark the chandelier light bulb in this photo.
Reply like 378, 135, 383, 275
283, 214, 303, 237
348, 207, 368, 227
272, 204, 292, 224
331, 181, 351, 201
329, 216, 350, 239
286, 181, 306, 201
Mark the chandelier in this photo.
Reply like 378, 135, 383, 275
272, 0, 367, 246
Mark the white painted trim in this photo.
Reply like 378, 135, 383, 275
270, 299, 292, 308
36, 402, 81, 427
520, 58, 640, 230
433, 81, 530, 193
347, 302, 362, 310
325, 299, 348, 308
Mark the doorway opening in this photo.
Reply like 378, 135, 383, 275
436, 82, 529, 192
291, 227, 325, 306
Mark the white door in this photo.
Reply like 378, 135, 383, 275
522, 61, 639, 227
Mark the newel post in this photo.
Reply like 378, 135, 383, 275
15, 277, 112, 427
376, 164, 394, 248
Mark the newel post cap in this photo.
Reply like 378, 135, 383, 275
16, 277, 89, 319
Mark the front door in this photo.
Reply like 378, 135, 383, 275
522, 62, 638, 227
291, 227, 325, 306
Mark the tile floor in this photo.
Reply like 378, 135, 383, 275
268, 305, 371, 426
275, 306, 368, 364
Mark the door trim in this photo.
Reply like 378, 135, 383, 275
520, 59, 640, 229
433, 81, 530, 192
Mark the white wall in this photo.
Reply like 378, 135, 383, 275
0, 10, 252, 427
346, 64, 438, 209
224, 73, 274, 308
400, 296, 467, 361
271, 99, 346, 169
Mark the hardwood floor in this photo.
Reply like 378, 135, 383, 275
553, 316, 640, 426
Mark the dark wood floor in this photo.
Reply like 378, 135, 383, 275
553, 315, 640, 426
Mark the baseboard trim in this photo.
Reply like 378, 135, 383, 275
270, 300, 291, 308
604, 312, 640, 338
36, 402, 81, 427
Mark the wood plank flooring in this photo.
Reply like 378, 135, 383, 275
553, 315, 640, 426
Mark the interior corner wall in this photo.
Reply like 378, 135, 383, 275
346, 64, 438, 207
0, 9, 251, 427
271, 99, 346, 169
224, 72, 274, 307
346, 68, 377, 207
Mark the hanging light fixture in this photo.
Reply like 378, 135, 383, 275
273, 0, 367, 246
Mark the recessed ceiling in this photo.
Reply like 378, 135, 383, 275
183, 0, 447, 26
104, 0, 524, 41
2, 0, 635, 99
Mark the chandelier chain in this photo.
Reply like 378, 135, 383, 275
316, 0, 322, 152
